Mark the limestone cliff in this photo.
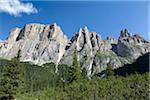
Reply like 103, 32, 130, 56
0, 24, 149, 77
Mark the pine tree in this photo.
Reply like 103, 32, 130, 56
72, 48, 81, 79
0, 50, 26, 99
12, 49, 21, 61
68, 48, 81, 83
105, 63, 114, 77
80, 68, 88, 82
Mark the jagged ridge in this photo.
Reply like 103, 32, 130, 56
0, 23, 149, 77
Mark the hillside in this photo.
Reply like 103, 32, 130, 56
0, 52, 149, 99
0, 23, 149, 99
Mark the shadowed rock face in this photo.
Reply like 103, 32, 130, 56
0, 24, 149, 77
0, 23, 69, 65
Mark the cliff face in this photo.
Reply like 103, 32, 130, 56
0, 23, 69, 65
117, 29, 150, 61
0, 23, 149, 77
60, 27, 122, 76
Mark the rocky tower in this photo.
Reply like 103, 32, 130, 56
0, 23, 69, 65
117, 29, 150, 61
60, 27, 122, 77
0, 24, 149, 77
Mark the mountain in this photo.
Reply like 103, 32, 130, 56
60, 27, 122, 77
0, 23, 149, 77
117, 29, 150, 61
0, 23, 69, 65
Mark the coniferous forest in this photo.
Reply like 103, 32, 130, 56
0, 51, 149, 100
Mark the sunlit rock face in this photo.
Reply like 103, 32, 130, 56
60, 27, 122, 77
0, 23, 69, 65
60, 28, 150, 77
117, 29, 150, 61
0, 23, 149, 77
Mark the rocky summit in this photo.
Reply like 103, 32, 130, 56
0, 23, 69, 65
0, 23, 149, 77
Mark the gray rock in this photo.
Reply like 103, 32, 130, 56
93, 51, 122, 75
117, 29, 150, 61
106, 36, 118, 44
61, 28, 150, 77
0, 23, 69, 66
0, 24, 149, 77
60, 27, 122, 77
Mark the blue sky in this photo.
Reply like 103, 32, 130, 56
0, 0, 149, 40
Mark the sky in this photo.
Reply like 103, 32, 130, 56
0, 0, 149, 40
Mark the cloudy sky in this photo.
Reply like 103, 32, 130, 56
0, 0, 149, 40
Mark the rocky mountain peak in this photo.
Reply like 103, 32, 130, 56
0, 23, 69, 65
17, 23, 46, 41
14, 23, 67, 42
106, 36, 118, 44
8, 27, 21, 41
133, 34, 149, 44
0, 24, 149, 77
118, 29, 149, 45
75, 26, 102, 52
82, 26, 88, 32
120, 28, 131, 38
60, 27, 119, 77
117, 29, 150, 60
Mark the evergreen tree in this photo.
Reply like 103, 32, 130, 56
0, 50, 26, 99
12, 49, 21, 61
81, 68, 87, 78
105, 63, 114, 77
68, 48, 81, 83
80, 68, 88, 82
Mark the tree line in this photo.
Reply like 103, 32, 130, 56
0, 50, 149, 100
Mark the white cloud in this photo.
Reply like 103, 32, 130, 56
0, 0, 38, 16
